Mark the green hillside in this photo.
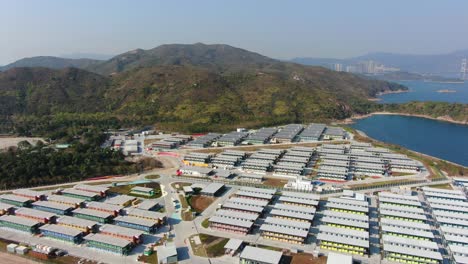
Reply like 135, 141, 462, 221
0, 43, 409, 136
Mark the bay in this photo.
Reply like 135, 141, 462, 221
351, 114, 468, 166
378, 80, 468, 104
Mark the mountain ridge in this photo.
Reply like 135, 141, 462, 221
0, 43, 408, 134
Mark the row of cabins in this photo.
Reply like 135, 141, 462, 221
215, 131, 249, 147
208, 187, 275, 235
317, 197, 370, 256
259, 191, 318, 244
422, 187, 468, 264
151, 135, 192, 150
186, 133, 222, 148
0, 205, 165, 256
297, 123, 326, 142
241, 149, 284, 173
273, 124, 304, 143
243, 127, 278, 145
272, 147, 315, 177
377, 191, 443, 264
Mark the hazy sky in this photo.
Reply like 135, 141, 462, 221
1, 0, 468, 64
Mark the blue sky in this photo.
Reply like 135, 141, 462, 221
1, 0, 467, 64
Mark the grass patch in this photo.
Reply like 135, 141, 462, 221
178, 194, 195, 221
188, 235, 208, 257
429, 183, 453, 190
349, 178, 424, 190
145, 174, 160, 180
201, 218, 210, 228
199, 234, 229, 258
171, 182, 192, 191
391, 172, 415, 177
138, 252, 158, 264
108, 182, 162, 198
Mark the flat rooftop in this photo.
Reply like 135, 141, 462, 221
381, 225, 434, 239
114, 215, 157, 227
380, 209, 427, 221
209, 215, 253, 228
260, 224, 309, 238
137, 200, 160, 210
15, 207, 56, 219
235, 190, 273, 200
201, 183, 225, 195
131, 186, 153, 193
379, 196, 422, 207
264, 216, 311, 230
380, 217, 431, 231
99, 224, 144, 237
0, 214, 40, 227
327, 197, 368, 207
278, 196, 318, 206
13, 189, 45, 197
228, 197, 269, 207
319, 225, 369, 240
240, 246, 282, 264
39, 224, 83, 237
47, 195, 85, 205
224, 238, 243, 251
281, 191, 319, 200
317, 233, 369, 248
214, 209, 258, 221
74, 184, 109, 193
62, 188, 99, 198
383, 244, 442, 260
222, 202, 264, 213
86, 201, 123, 212
33, 201, 74, 211
270, 209, 314, 221
382, 234, 438, 250
126, 208, 165, 220
105, 195, 137, 205
0, 194, 32, 203
56, 215, 98, 228
73, 208, 113, 219
239, 187, 276, 195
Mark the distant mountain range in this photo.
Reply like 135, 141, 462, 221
0, 56, 102, 71
292, 49, 468, 76
0, 43, 405, 133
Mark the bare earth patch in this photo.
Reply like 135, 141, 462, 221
190, 195, 215, 212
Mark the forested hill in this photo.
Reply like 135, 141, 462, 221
0, 43, 407, 135
0, 56, 102, 71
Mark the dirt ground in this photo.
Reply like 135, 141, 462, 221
0, 252, 39, 264
291, 254, 327, 264
0, 137, 43, 150
191, 195, 215, 212
263, 177, 289, 187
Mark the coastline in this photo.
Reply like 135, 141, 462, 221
340, 112, 468, 125
375, 89, 409, 96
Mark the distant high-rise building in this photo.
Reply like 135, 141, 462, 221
333, 63, 343, 72
461, 58, 467, 80
366, 60, 375, 74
